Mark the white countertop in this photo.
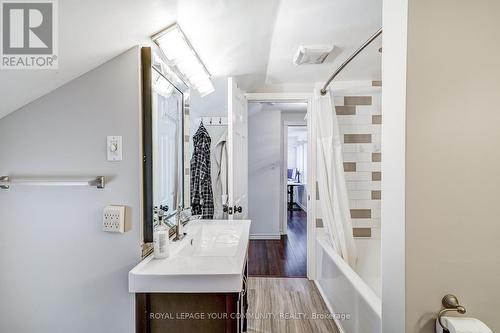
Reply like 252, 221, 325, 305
128, 219, 251, 293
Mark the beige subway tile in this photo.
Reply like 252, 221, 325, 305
343, 162, 357, 172
372, 172, 382, 181
353, 228, 372, 238
371, 190, 381, 200
372, 152, 381, 162
344, 96, 372, 106
372, 115, 382, 124
372, 80, 382, 87
344, 134, 372, 144
335, 106, 356, 115
350, 209, 372, 219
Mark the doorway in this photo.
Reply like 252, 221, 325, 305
245, 98, 312, 278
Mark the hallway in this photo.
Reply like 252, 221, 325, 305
248, 210, 307, 277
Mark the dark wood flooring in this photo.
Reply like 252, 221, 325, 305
248, 210, 307, 277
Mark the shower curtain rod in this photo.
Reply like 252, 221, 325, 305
320, 28, 382, 95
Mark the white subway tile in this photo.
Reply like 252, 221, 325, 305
343, 153, 372, 162
333, 96, 344, 106
346, 181, 381, 191
340, 125, 382, 135
355, 162, 381, 172
347, 190, 372, 200
342, 143, 381, 153
345, 172, 372, 181
371, 208, 381, 219
356, 105, 382, 115
338, 115, 373, 125
352, 218, 381, 228
350, 200, 381, 209
371, 227, 381, 239
371, 94, 382, 106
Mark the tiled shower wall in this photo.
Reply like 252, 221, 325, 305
317, 82, 382, 239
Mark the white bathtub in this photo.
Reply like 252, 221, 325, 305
315, 231, 381, 333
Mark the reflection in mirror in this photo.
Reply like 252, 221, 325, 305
142, 47, 188, 244
152, 70, 183, 227
189, 78, 229, 221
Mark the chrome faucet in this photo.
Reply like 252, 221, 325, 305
172, 205, 191, 242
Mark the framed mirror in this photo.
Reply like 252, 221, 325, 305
141, 47, 188, 243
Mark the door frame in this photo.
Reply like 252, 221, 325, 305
381, 0, 408, 331
246, 93, 316, 280
227, 77, 249, 220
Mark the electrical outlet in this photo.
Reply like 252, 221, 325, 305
103, 205, 126, 233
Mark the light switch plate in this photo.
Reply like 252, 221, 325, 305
107, 136, 122, 161
103, 205, 126, 233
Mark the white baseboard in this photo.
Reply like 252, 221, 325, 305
249, 234, 281, 240
314, 280, 346, 333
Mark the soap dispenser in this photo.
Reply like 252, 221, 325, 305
153, 215, 170, 259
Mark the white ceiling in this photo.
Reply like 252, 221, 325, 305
0, 0, 382, 119
266, 0, 382, 85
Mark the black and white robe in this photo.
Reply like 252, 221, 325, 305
190, 123, 214, 219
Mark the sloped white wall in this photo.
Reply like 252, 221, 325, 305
0, 47, 141, 333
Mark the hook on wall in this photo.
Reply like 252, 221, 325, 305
200, 116, 228, 126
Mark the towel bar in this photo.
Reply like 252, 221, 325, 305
0, 176, 106, 190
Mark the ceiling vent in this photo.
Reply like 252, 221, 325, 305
293, 45, 333, 65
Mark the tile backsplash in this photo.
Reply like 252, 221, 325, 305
316, 85, 382, 239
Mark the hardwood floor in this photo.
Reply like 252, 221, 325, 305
248, 210, 307, 277
246, 277, 340, 333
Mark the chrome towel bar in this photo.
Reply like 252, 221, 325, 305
0, 176, 106, 190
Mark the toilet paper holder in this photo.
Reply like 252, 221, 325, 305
438, 294, 467, 331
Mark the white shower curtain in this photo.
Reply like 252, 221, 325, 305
315, 90, 357, 268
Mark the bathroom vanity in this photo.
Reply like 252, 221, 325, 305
135, 47, 250, 332
129, 220, 251, 333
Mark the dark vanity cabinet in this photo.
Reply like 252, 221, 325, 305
135, 260, 249, 333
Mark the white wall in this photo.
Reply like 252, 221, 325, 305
0, 47, 141, 333
287, 141, 297, 169
405, 1, 500, 332
189, 77, 228, 146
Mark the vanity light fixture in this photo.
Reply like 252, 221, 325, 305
152, 24, 215, 97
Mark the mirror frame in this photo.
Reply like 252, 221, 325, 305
141, 47, 188, 243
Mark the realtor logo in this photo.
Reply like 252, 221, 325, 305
1, 0, 58, 69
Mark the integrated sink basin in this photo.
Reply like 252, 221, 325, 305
129, 219, 251, 293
